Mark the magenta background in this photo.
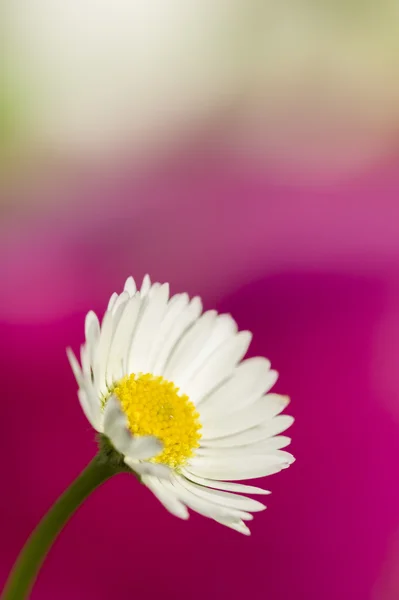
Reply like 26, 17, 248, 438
1, 155, 399, 599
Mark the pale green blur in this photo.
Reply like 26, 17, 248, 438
1, 0, 399, 179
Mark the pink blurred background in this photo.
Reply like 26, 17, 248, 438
1, 147, 399, 599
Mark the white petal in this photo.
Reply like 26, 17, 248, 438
110, 291, 130, 320
92, 310, 114, 396
107, 293, 119, 312
197, 445, 268, 459
197, 436, 293, 459
124, 276, 137, 297
77, 387, 102, 432
201, 394, 290, 439
152, 296, 203, 375
181, 469, 271, 495
103, 396, 162, 459
270, 450, 295, 464
181, 313, 238, 382
146, 293, 189, 373
199, 449, 293, 467
84, 310, 100, 344
188, 454, 291, 481
198, 427, 271, 449
80, 343, 91, 380
127, 283, 169, 374
259, 435, 292, 451
148, 282, 161, 297
208, 314, 238, 345
178, 477, 266, 512
183, 331, 252, 404
200, 415, 294, 447
82, 315, 100, 378
258, 414, 295, 438
124, 458, 171, 479
163, 310, 218, 382
199, 357, 277, 416
68, 346, 102, 431
126, 437, 164, 460
140, 274, 151, 297
166, 477, 253, 522
77, 389, 93, 426
141, 476, 189, 520
214, 518, 251, 535
167, 314, 240, 393
106, 295, 141, 385
200, 435, 293, 453
66, 347, 83, 385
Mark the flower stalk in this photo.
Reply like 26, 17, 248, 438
1, 454, 120, 600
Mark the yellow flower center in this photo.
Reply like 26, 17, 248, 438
112, 373, 202, 469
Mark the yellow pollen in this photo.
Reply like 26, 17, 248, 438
112, 373, 202, 469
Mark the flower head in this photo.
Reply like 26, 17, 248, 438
68, 275, 294, 534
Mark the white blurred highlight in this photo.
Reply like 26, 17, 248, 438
1, 1, 399, 181
2, 0, 246, 163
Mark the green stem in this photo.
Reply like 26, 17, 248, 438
1, 456, 117, 600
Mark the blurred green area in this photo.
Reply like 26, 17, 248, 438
0, 69, 22, 158
0, 0, 399, 181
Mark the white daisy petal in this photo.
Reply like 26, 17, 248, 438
92, 310, 114, 396
127, 283, 169, 374
141, 476, 189, 520
67, 348, 102, 431
208, 314, 238, 345
197, 427, 269, 449
77, 389, 93, 426
77, 387, 102, 432
107, 293, 119, 312
166, 477, 253, 522
124, 276, 137, 297
200, 434, 293, 453
181, 469, 271, 495
110, 291, 130, 321
176, 313, 238, 385
259, 435, 292, 451
146, 293, 189, 373
163, 310, 218, 383
197, 444, 269, 459
106, 295, 141, 385
126, 437, 164, 461
103, 396, 162, 460
201, 394, 290, 439
148, 283, 162, 297
270, 450, 295, 464
84, 310, 101, 344
66, 347, 83, 385
124, 459, 171, 479
166, 315, 243, 395
197, 436, 293, 458
200, 415, 294, 447
199, 357, 277, 415
214, 518, 251, 536
188, 454, 291, 481
152, 296, 203, 375
83, 313, 101, 377
80, 344, 91, 380
183, 331, 252, 404
178, 476, 266, 512
258, 414, 295, 438
140, 274, 151, 297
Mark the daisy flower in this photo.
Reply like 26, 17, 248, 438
67, 275, 294, 535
